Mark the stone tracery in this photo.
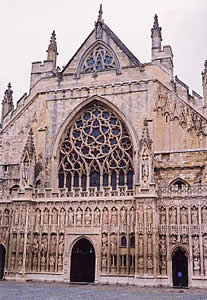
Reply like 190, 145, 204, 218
58, 101, 134, 191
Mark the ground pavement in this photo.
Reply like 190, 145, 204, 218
0, 281, 207, 300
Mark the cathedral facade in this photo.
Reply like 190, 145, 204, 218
1, 7, 207, 287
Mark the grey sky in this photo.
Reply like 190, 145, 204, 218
0, 0, 207, 105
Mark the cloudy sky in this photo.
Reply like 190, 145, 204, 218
0, 0, 207, 106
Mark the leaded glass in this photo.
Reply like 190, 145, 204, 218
82, 46, 116, 74
58, 101, 133, 190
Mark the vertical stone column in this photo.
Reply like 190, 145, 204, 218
188, 206, 193, 284
198, 205, 204, 276
21, 204, 29, 277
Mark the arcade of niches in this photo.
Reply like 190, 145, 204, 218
1, 7, 207, 287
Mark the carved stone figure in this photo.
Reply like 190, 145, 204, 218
50, 235, 57, 256
160, 208, 166, 224
68, 208, 74, 226
120, 207, 127, 225
180, 207, 188, 224
202, 208, 207, 223
43, 209, 49, 224
35, 209, 41, 225
102, 233, 108, 255
110, 234, 117, 255
41, 235, 48, 257
49, 255, 55, 271
139, 235, 144, 256
147, 207, 152, 224
103, 208, 109, 225
94, 208, 100, 226
147, 235, 152, 256
85, 207, 92, 225
52, 208, 58, 224
138, 207, 144, 224
138, 257, 144, 269
129, 207, 135, 225
169, 207, 177, 224
11, 234, 17, 253
102, 255, 107, 269
159, 235, 166, 256
170, 235, 177, 244
111, 207, 118, 225
32, 235, 39, 256
192, 208, 198, 224
58, 235, 64, 256
147, 256, 153, 270
181, 234, 188, 244
18, 234, 24, 254
193, 236, 200, 257
76, 207, 82, 226
60, 208, 65, 226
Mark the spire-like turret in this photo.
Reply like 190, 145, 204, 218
151, 14, 162, 51
1, 83, 14, 125
95, 4, 104, 39
47, 30, 58, 67
202, 60, 207, 114
151, 14, 174, 78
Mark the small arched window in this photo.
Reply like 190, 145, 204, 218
130, 236, 135, 247
120, 236, 127, 247
171, 178, 189, 190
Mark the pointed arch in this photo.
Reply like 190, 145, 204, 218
51, 96, 138, 190
76, 40, 121, 78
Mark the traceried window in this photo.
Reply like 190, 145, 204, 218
58, 101, 134, 191
81, 45, 116, 74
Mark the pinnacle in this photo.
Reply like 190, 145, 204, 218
97, 4, 103, 22
48, 30, 57, 52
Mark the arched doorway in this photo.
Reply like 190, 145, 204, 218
70, 238, 95, 283
0, 245, 6, 280
172, 247, 188, 287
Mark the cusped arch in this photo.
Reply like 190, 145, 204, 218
76, 40, 121, 78
51, 96, 138, 189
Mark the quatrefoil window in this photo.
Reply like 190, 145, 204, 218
81, 46, 116, 73
58, 101, 134, 191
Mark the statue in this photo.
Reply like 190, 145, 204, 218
19, 234, 24, 253
180, 207, 188, 224
103, 208, 108, 225
94, 208, 100, 226
160, 208, 166, 224
192, 209, 198, 224
58, 235, 64, 256
110, 234, 117, 255
147, 207, 152, 224
41, 235, 48, 257
51, 208, 58, 224
111, 207, 118, 225
138, 207, 144, 224
85, 207, 92, 225
102, 233, 108, 255
159, 235, 166, 256
68, 208, 74, 226
43, 209, 49, 224
129, 207, 135, 225
120, 207, 127, 225
32, 235, 39, 256
76, 207, 82, 226
50, 235, 57, 256
169, 207, 177, 224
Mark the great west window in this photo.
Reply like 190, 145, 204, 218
58, 101, 134, 191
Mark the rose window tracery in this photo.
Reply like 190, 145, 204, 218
81, 45, 116, 74
58, 101, 134, 191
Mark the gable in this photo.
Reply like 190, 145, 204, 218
62, 21, 143, 77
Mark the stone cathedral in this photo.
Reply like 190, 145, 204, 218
1, 7, 207, 287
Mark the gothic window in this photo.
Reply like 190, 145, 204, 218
120, 236, 127, 247
58, 101, 134, 191
130, 235, 135, 247
171, 178, 189, 190
81, 45, 116, 74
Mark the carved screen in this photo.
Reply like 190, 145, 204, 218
58, 101, 134, 191
81, 45, 116, 74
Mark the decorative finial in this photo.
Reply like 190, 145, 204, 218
204, 60, 207, 72
3, 82, 13, 104
95, 4, 104, 39
98, 4, 103, 22
151, 14, 162, 41
48, 30, 57, 52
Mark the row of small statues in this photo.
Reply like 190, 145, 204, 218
160, 206, 207, 224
